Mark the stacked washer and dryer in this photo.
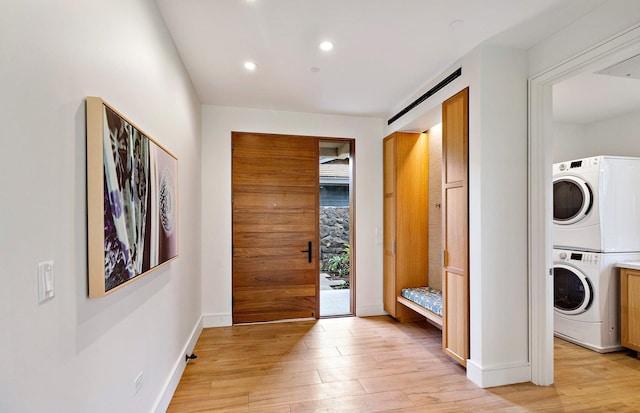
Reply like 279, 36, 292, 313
553, 156, 640, 353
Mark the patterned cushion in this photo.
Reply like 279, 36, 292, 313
401, 287, 443, 317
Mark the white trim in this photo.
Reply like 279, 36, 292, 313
202, 313, 233, 327
528, 74, 555, 386
528, 24, 640, 386
153, 317, 203, 413
355, 304, 387, 317
467, 360, 532, 388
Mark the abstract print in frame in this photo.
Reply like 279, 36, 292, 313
86, 97, 178, 297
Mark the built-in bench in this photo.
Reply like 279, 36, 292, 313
397, 287, 443, 329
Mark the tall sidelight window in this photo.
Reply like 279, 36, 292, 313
319, 139, 354, 317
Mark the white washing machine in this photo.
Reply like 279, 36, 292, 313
553, 248, 640, 352
553, 156, 640, 252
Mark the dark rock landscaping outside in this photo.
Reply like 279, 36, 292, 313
320, 206, 350, 288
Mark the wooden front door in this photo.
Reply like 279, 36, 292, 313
442, 88, 470, 366
232, 132, 320, 324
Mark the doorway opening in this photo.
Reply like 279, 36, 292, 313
319, 139, 355, 317
529, 27, 640, 385
549, 49, 640, 369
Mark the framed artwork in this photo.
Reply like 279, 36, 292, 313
86, 97, 178, 297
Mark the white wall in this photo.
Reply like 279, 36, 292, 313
384, 44, 530, 387
471, 46, 529, 386
200, 106, 384, 326
552, 122, 586, 162
0, 1, 202, 412
554, 110, 640, 162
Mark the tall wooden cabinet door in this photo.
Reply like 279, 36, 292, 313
383, 135, 397, 316
442, 88, 469, 367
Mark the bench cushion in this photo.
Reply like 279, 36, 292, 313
400, 287, 443, 317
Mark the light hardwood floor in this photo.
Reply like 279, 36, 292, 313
168, 316, 640, 412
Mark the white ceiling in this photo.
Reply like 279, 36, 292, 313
553, 55, 640, 124
156, 0, 607, 119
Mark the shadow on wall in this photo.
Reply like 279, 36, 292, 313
74, 101, 171, 352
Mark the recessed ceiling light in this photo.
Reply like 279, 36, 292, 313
319, 41, 334, 51
244, 61, 257, 71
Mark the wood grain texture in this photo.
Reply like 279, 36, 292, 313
85, 97, 106, 298
232, 132, 320, 323
442, 88, 469, 367
620, 268, 640, 352
383, 132, 429, 321
443, 270, 467, 365
383, 137, 397, 316
397, 296, 443, 328
383, 195, 396, 316
395, 132, 429, 302
169, 316, 640, 412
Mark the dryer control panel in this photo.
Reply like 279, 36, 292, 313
554, 156, 600, 173
557, 251, 599, 266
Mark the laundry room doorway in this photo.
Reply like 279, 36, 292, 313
529, 26, 640, 385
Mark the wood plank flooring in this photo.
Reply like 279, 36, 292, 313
168, 316, 640, 412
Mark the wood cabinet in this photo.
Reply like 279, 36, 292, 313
620, 267, 640, 352
383, 132, 429, 321
442, 88, 470, 367
382, 89, 469, 367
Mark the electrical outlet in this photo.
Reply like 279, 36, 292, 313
134, 371, 144, 395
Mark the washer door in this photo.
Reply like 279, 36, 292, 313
553, 176, 593, 225
554, 264, 593, 315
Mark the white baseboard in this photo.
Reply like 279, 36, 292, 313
202, 313, 233, 328
153, 317, 203, 413
355, 304, 387, 317
466, 359, 531, 388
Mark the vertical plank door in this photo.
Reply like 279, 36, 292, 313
232, 132, 320, 324
442, 88, 470, 367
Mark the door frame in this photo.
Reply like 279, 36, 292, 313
528, 25, 640, 385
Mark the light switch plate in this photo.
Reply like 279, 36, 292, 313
38, 261, 54, 303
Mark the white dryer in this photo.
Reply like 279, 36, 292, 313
553, 248, 640, 352
553, 156, 640, 252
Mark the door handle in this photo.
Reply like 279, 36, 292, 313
301, 241, 312, 263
